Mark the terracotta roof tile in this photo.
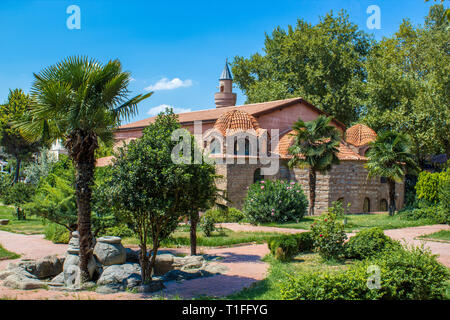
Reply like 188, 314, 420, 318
213, 109, 264, 136
345, 124, 377, 147
276, 130, 367, 161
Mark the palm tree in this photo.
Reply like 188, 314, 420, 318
366, 131, 418, 216
288, 115, 341, 216
17, 56, 152, 282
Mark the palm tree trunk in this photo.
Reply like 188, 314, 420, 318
75, 161, 95, 282
13, 157, 21, 184
388, 178, 396, 216
190, 211, 199, 256
309, 168, 316, 216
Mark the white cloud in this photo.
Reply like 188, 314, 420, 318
147, 104, 192, 116
144, 77, 193, 91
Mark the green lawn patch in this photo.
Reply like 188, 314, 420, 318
227, 253, 354, 300
122, 225, 279, 247
0, 244, 20, 260
262, 212, 438, 232
419, 230, 450, 242
0, 204, 46, 235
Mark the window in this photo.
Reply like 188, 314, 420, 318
254, 168, 264, 183
210, 139, 220, 154
363, 197, 371, 213
380, 199, 388, 211
234, 138, 250, 156
380, 177, 387, 183
220, 85, 224, 92
337, 197, 344, 204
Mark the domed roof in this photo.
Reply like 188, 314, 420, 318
213, 109, 263, 136
345, 124, 377, 147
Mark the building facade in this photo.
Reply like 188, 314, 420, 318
98, 61, 404, 214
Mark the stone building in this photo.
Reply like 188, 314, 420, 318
98, 61, 404, 214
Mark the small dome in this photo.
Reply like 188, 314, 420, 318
213, 109, 262, 136
345, 124, 377, 147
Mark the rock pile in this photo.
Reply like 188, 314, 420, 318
0, 231, 227, 294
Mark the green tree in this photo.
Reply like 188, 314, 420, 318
362, 5, 449, 163
17, 56, 151, 282
108, 110, 194, 283
366, 131, 418, 216
288, 115, 341, 216
231, 10, 373, 125
0, 89, 41, 183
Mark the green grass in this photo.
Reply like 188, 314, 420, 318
0, 243, 20, 260
419, 230, 450, 242
0, 204, 46, 235
122, 225, 280, 247
262, 212, 438, 232
227, 252, 354, 300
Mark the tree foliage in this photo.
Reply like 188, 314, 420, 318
231, 10, 373, 125
108, 110, 197, 283
362, 5, 450, 161
0, 89, 42, 183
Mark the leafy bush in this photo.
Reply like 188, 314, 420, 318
344, 227, 398, 260
3, 182, 35, 220
203, 207, 245, 223
268, 232, 314, 261
0, 172, 12, 200
280, 244, 449, 300
243, 180, 308, 224
438, 172, 449, 224
44, 223, 70, 244
310, 210, 347, 260
415, 170, 448, 205
200, 211, 216, 237
398, 205, 448, 224
99, 224, 134, 238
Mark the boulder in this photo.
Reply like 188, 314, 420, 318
137, 280, 165, 293
63, 253, 96, 286
93, 236, 126, 266
162, 269, 210, 282
0, 219, 9, 225
173, 255, 205, 270
2, 271, 46, 290
96, 263, 142, 289
49, 272, 65, 286
154, 254, 175, 276
125, 248, 140, 263
34, 255, 64, 279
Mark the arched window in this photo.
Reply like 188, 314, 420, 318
210, 138, 220, 154
220, 85, 224, 92
363, 197, 371, 213
380, 199, 388, 211
337, 197, 344, 204
254, 168, 264, 183
234, 138, 250, 156
380, 176, 387, 183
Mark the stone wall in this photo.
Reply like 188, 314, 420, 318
221, 158, 405, 215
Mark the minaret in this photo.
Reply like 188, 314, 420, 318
214, 59, 237, 108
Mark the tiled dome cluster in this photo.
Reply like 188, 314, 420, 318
345, 124, 377, 147
213, 109, 264, 136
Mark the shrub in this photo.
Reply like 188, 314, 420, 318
415, 170, 448, 205
100, 224, 134, 238
203, 207, 245, 223
268, 232, 314, 261
280, 244, 449, 300
44, 223, 70, 244
438, 172, 449, 224
0, 172, 12, 200
243, 180, 308, 224
200, 211, 216, 237
310, 210, 347, 260
3, 182, 35, 220
344, 227, 398, 260
398, 205, 448, 224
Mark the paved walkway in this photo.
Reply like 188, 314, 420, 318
0, 224, 448, 299
217, 222, 307, 234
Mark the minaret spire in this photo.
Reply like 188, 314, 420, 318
215, 59, 237, 108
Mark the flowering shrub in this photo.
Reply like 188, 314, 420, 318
310, 210, 347, 260
242, 180, 308, 224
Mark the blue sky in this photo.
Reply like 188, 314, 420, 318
0, 0, 435, 124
